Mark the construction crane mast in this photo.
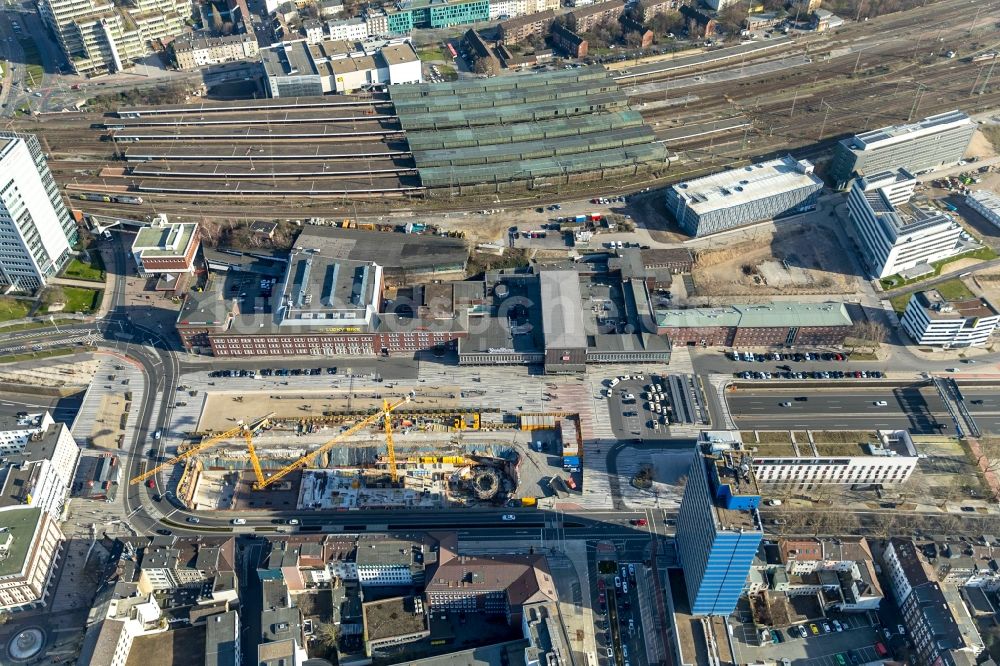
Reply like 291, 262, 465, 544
384, 399, 398, 484
254, 393, 413, 491
130, 413, 274, 486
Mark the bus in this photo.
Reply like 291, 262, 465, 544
446, 43, 458, 59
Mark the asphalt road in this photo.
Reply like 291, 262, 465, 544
727, 385, 1000, 434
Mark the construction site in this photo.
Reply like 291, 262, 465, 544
130, 389, 583, 512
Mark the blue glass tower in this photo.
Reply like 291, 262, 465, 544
676, 448, 763, 616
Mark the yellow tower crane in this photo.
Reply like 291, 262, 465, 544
129, 413, 274, 486
254, 392, 412, 491
383, 399, 398, 484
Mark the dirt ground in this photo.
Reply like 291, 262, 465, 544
973, 265, 1000, 305
89, 393, 129, 449
967, 128, 998, 160
690, 224, 860, 297
196, 387, 463, 432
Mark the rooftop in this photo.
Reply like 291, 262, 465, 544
850, 110, 972, 151
355, 537, 425, 569
968, 188, 1000, 213
172, 32, 256, 52
427, 553, 557, 607
132, 220, 198, 258
670, 155, 822, 214
657, 301, 852, 330
277, 251, 379, 324
293, 225, 468, 274
261, 41, 316, 78
363, 596, 428, 641
912, 289, 999, 321
540, 270, 587, 350
0, 507, 41, 577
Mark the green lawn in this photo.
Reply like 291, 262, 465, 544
0, 348, 75, 365
63, 255, 106, 282
880, 246, 1000, 290
17, 38, 43, 87
0, 318, 76, 333
0, 297, 32, 322
889, 293, 912, 314
417, 47, 445, 62
933, 278, 976, 301
61, 287, 102, 313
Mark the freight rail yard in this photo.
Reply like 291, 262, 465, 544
16, 0, 1000, 223
136, 384, 584, 515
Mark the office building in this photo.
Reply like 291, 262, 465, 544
900, 289, 1000, 348
656, 302, 853, 347
37, 0, 188, 74
0, 417, 81, 519
848, 168, 964, 278
883, 538, 985, 666
665, 156, 823, 237
829, 111, 976, 189
425, 538, 557, 624
355, 537, 430, 587
966, 189, 1000, 230
0, 507, 64, 610
676, 449, 763, 616
131, 217, 201, 277
365, 8, 390, 35
384, 0, 490, 34
261, 38, 421, 97
0, 133, 77, 291
700, 429, 919, 487
170, 33, 260, 70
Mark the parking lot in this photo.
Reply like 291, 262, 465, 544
592, 561, 649, 666
730, 612, 889, 666
602, 373, 708, 440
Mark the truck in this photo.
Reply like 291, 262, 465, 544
520, 497, 537, 507
574, 214, 587, 223
563, 455, 581, 471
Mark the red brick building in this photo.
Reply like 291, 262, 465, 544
131, 217, 201, 277
656, 302, 854, 347
551, 23, 588, 58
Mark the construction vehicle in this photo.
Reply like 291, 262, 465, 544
129, 413, 273, 486
253, 393, 413, 491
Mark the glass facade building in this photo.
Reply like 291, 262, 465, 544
676, 449, 763, 616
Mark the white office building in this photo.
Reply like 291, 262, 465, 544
0, 133, 78, 291
703, 430, 919, 488
901, 289, 1000, 348
326, 17, 368, 42
848, 168, 964, 278
829, 110, 976, 189
966, 189, 1000, 230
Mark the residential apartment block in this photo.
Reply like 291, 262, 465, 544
490, 0, 559, 19
0, 133, 77, 291
901, 289, 1000, 348
665, 155, 823, 237
38, 0, 189, 74
848, 168, 964, 278
830, 111, 975, 189
676, 449, 763, 616
170, 33, 261, 70
568, 0, 625, 33
883, 538, 985, 666
498, 9, 556, 43
0, 507, 64, 610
